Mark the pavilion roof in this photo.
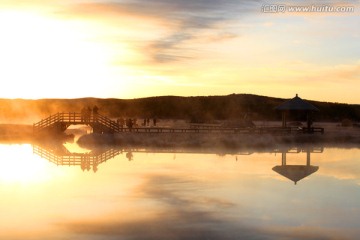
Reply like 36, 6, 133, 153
272, 165, 319, 185
275, 94, 319, 111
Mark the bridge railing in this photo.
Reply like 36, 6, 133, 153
94, 149, 122, 164
33, 112, 122, 133
93, 114, 121, 133
33, 113, 62, 132
33, 145, 122, 168
33, 144, 63, 164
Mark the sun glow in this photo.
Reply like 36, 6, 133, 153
0, 10, 129, 99
0, 144, 53, 184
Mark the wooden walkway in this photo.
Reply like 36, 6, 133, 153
119, 126, 324, 134
33, 112, 324, 135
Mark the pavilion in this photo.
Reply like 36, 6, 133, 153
272, 147, 321, 185
275, 94, 320, 132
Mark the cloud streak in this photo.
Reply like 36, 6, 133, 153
5, 0, 360, 64
64, 0, 262, 63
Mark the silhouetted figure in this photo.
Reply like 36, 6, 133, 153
81, 107, 86, 122
127, 118, 133, 130
86, 107, 91, 123
307, 116, 313, 131
81, 157, 86, 171
146, 118, 150, 126
93, 105, 99, 114
117, 118, 125, 128
86, 161, 91, 171
126, 151, 133, 161
93, 105, 99, 121
143, 118, 146, 126
93, 163, 98, 173
153, 117, 157, 126
81, 106, 90, 123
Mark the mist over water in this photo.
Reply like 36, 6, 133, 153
0, 137, 359, 239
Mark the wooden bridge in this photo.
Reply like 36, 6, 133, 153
33, 112, 121, 134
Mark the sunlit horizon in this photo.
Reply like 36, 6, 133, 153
0, 1, 359, 104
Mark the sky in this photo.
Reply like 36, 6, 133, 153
0, 0, 359, 103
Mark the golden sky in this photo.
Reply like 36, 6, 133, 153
0, 1, 359, 103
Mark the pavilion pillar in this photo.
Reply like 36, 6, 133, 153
281, 152, 286, 165
306, 111, 313, 131
282, 112, 286, 127
306, 149, 310, 166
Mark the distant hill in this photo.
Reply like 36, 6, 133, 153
0, 94, 359, 124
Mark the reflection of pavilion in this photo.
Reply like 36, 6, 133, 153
272, 147, 323, 185
33, 143, 122, 172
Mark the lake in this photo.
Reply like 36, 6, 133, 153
0, 140, 359, 240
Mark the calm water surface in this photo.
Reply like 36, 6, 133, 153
0, 142, 359, 240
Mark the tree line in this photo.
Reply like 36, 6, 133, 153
0, 94, 359, 123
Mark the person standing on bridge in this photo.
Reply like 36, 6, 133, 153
93, 105, 99, 115
93, 105, 99, 121
81, 106, 86, 122
86, 107, 91, 123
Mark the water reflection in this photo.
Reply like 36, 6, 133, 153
272, 147, 322, 185
33, 143, 122, 172
33, 141, 324, 185
0, 142, 359, 239
34, 139, 323, 186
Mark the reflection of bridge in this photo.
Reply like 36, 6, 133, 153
33, 142, 258, 172
33, 112, 121, 134
33, 141, 324, 182
33, 144, 122, 172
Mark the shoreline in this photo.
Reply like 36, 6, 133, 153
0, 123, 358, 150
76, 129, 360, 151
